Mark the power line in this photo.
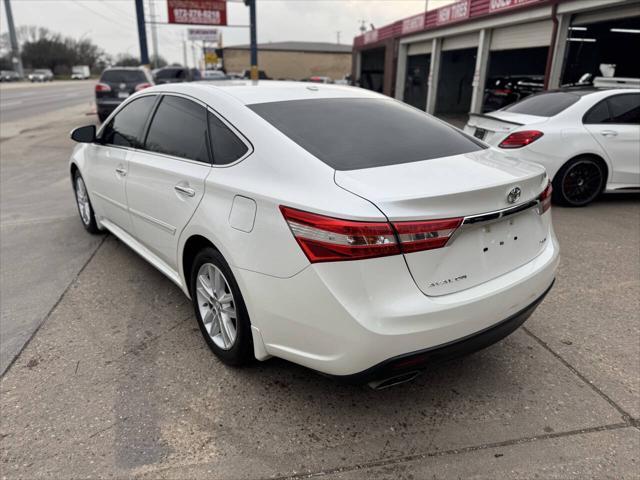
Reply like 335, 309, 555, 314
70, 0, 133, 32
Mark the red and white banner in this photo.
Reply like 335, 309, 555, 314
167, 0, 227, 26
489, 0, 539, 12
436, 0, 470, 26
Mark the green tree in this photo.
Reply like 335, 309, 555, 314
114, 53, 140, 66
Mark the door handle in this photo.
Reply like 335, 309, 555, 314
115, 166, 127, 176
600, 130, 618, 137
174, 185, 195, 197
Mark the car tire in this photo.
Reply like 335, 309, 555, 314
552, 156, 605, 207
190, 247, 254, 366
73, 171, 100, 234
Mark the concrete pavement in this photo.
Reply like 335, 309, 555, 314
0, 80, 94, 124
0, 105, 103, 374
0, 104, 638, 478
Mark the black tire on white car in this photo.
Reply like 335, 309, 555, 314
190, 247, 254, 366
552, 156, 606, 207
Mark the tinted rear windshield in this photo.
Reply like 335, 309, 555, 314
101, 70, 146, 83
249, 98, 484, 170
503, 92, 580, 117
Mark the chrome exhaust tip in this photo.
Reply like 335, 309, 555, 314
367, 370, 422, 390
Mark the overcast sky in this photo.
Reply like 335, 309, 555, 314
0, 0, 454, 66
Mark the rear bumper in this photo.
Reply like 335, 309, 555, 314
333, 280, 553, 383
96, 99, 124, 111
236, 228, 559, 377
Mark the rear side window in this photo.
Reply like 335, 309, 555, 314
145, 96, 209, 163
583, 100, 610, 124
584, 94, 640, 124
249, 98, 483, 171
101, 95, 156, 148
607, 94, 640, 124
208, 113, 248, 165
503, 92, 580, 117
101, 70, 147, 83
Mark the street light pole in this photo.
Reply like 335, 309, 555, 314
3, 0, 24, 77
134, 0, 150, 65
244, 0, 258, 80
149, 0, 160, 68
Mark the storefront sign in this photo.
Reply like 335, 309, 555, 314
187, 28, 219, 42
489, 0, 539, 12
402, 14, 426, 35
167, 0, 227, 26
436, 0, 470, 25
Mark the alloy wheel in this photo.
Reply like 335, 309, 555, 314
561, 159, 603, 206
75, 176, 91, 225
195, 263, 238, 350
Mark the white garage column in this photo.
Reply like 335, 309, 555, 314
394, 43, 408, 101
548, 14, 571, 89
354, 51, 362, 85
425, 38, 442, 114
470, 29, 491, 114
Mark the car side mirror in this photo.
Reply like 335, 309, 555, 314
70, 125, 96, 143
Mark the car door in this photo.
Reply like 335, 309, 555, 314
84, 95, 157, 233
583, 93, 640, 186
125, 94, 212, 269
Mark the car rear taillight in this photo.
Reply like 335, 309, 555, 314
498, 130, 543, 149
393, 218, 463, 253
95, 82, 111, 92
135, 82, 152, 91
280, 206, 399, 263
280, 207, 463, 263
538, 181, 552, 214
494, 88, 512, 95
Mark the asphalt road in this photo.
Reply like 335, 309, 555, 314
0, 106, 638, 478
0, 80, 94, 123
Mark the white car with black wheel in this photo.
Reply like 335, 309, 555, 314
465, 89, 640, 206
69, 81, 558, 388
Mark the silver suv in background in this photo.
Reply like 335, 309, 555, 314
28, 69, 53, 82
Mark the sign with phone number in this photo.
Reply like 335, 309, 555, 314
167, 0, 227, 26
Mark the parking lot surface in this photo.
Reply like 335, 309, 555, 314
0, 107, 638, 479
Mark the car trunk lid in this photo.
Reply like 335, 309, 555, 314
334, 149, 550, 296
464, 112, 547, 145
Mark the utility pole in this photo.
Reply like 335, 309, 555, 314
134, 0, 150, 65
148, 0, 159, 67
244, 0, 258, 80
3, 0, 24, 77
182, 32, 188, 67
336, 31, 341, 44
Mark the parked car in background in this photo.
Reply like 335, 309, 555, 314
68, 81, 557, 387
0, 70, 21, 82
465, 87, 640, 206
154, 66, 201, 84
95, 66, 154, 122
483, 75, 545, 112
302, 76, 333, 84
28, 69, 53, 82
202, 70, 228, 81
71, 65, 91, 80
241, 69, 269, 80
226, 72, 244, 80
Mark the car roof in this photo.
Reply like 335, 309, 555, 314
144, 80, 384, 105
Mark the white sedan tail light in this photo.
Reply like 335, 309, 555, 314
280, 206, 463, 263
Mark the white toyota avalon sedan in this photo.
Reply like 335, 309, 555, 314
464, 88, 640, 207
69, 81, 558, 388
